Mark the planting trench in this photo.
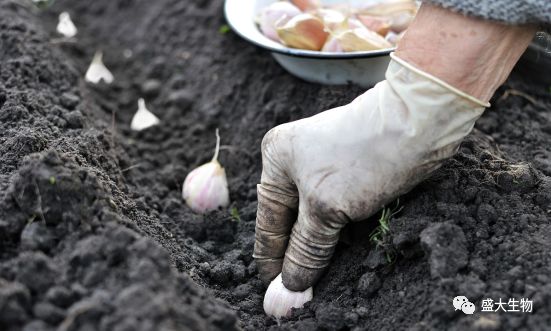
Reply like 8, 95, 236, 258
1, 0, 551, 330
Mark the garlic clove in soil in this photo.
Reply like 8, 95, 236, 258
182, 129, 230, 213
85, 51, 114, 84
130, 98, 160, 131
277, 13, 328, 51
263, 273, 313, 318
322, 27, 392, 52
258, 2, 301, 42
57, 12, 77, 38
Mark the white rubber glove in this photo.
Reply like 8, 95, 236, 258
253, 53, 489, 291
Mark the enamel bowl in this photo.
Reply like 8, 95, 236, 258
224, 0, 395, 87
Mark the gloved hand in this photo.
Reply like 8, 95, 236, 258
253, 53, 489, 291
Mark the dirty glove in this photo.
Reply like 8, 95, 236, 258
253, 53, 489, 291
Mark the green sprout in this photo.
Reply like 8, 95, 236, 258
230, 207, 241, 222
31, 0, 55, 9
49, 176, 56, 185
369, 200, 403, 247
219, 24, 231, 35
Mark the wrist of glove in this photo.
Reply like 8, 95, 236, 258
253, 53, 488, 291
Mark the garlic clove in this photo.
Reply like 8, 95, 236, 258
277, 14, 328, 51
314, 8, 346, 32
355, 0, 417, 16
85, 51, 114, 84
263, 273, 313, 318
354, 0, 417, 33
130, 98, 160, 131
57, 12, 77, 38
182, 129, 230, 214
356, 15, 391, 36
388, 11, 415, 33
385, 30, 405, 45
324, 27, 392, 52
321, 34, 343, 52
258, 2, 301, 42
291, 0, 319, 12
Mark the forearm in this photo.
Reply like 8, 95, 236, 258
395, 3, 537, 102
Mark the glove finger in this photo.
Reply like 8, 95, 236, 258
254, 184, 298, 284
253, 127, 299, 284
281, 205, 346, 291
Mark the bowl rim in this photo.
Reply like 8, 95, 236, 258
224, 0, 395, 60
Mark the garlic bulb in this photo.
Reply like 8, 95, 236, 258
85, 51, 114, 84
182, 129, 230, 213
277, 13, 329, 51
258, 2, 301, 42
130, 98, 160, 131
57, 12, 77, 38
263, 273, 313, 318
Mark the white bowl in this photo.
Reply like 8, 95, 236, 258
224, 0, 395, 87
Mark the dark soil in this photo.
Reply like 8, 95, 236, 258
1, 0, 550, 330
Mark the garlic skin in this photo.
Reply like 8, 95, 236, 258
85, 51, 114, 84
277, 14, 328, 51
130, 98, 160, 131
263, 274, 313, 318
182, 129, 230, 213
258, 2, 301, 42
57, 12, 77, 38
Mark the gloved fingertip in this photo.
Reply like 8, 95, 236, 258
281, 258, 323, 291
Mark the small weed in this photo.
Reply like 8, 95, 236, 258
31, 0, 55, 9
230, 207, 241, 222
219, 24, 230, 35
369, 199, 403, 247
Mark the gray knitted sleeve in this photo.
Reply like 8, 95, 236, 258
424, 0, 551, 27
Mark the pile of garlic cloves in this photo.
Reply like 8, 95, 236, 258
257, 0, 417, 52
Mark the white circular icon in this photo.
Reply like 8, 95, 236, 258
453, 296, 469, 310
461, 301, 476, 315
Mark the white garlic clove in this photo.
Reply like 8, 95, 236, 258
385, 30, 405, 45
182, 129, 230, 213
57, 12, 77, 38
258, 2, 301, 42
263, 273, 313, 318
314, 8, 346, 32
130, 98, 160, 131
323, 27, 392, 52
85, 51, 114, 84
276, 13, 328, 51
321, 35, 343, 52
354, 0, 417, 33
